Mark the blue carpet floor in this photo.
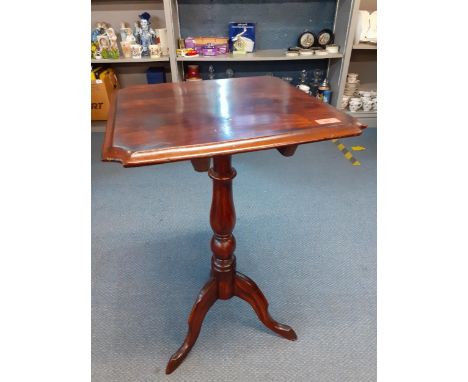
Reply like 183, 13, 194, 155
92, 129, 376, 382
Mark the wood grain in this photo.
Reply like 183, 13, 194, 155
102, 76, 366, 167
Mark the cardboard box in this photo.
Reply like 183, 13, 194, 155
91, 69, 119, 120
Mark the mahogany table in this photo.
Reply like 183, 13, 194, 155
102, 76, 366, 374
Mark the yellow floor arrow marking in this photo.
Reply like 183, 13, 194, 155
332, 139, 361, 166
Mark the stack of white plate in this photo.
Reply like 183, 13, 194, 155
343, 73, 360, 96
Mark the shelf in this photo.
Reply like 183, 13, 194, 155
352, 43, 377, 50
176, 49, 343, 62
91, 57, 169, 64
344, 110, 377, 118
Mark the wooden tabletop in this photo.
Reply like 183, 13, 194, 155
102, 76, 366, 167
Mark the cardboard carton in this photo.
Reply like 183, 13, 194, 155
91, 69, 119, 120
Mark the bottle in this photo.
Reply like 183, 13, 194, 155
316, 78, 330, 102
299, 69, 308, 85
310, 68, 323, 96
208, 65, 215, 80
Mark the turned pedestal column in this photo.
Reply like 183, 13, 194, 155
166, 155, 297, 374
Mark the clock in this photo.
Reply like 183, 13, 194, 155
317, 29, 334, 47
298, 31, 316, 49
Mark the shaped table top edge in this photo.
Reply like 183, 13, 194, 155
101, 79, 367, 167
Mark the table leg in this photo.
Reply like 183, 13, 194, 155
166, 155, 297, 374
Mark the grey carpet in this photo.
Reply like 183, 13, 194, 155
92, 129, 376, 382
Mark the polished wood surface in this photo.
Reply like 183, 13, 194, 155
166, 156, 296, 374
102, 76, 366, 167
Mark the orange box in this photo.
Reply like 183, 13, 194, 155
192, 36, 229, 45
91, 69, 119, 120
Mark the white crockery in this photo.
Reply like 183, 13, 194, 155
361, 96, 372, 104
340, 96, 350, 109
362, 102, 373, 111
297, 84, 310, 93
325, 44, 339, 53
349, 103, 361, 112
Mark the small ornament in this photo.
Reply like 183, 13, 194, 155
317, 29, 334, 48
91, 22, 119, 59
134, 12, 157, 57
226, 68, 234, 78
298, 30, 316, 49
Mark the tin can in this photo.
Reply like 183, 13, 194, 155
322, 89, 332, 103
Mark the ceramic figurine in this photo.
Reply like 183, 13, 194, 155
134, 12, 156, 57
120, 22, 135, 44
226, 68, 234, 78
91, 22, 107, 44
91, 22, 119, 59
91, 22, 108, 59
105, 27, 120, 58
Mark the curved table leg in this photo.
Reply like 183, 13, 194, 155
166, 278, 218, 374
234, 272, 297, 341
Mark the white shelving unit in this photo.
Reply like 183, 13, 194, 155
334, 0, 377, 128
91, 0, 172, 86
352, 43, 377, 50
176, 50, 343, 62
91, 0, 355, 85
92, 0, 376, 126
91, 57, 169, 64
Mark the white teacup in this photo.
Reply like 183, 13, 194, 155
362, 102, 373, 111
350, 97, 361, 103
121, 41, 132, 58
349, 103, 361, 112
340, 96, 350, 109
361, 96, 372, 104
372, 98, 377, 110
297, 84, 310, 94
131, 44, 143, 59
361, 91, 372, 98
149, 44, 161, 58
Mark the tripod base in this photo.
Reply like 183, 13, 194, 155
166, 271, 297, 374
